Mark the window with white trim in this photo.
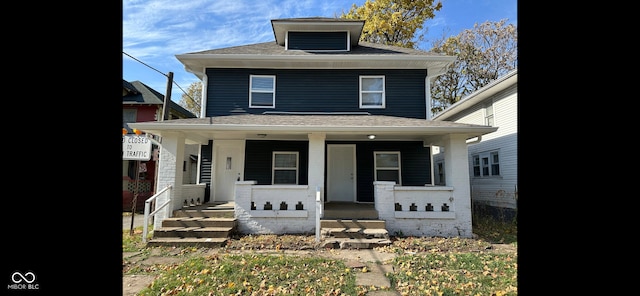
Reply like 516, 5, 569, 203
374, 151, 401, 184
359, 76, 385, 108
249, 75, 275, 108
472, 150, 500, 177
272, 152, 298, 184
484, 103, 494, 126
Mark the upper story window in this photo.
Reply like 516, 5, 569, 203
123, 109, 137, 133
123, 109, 136, 124
472, 150, 500, 178
374, 151, 401, 184
272, 152, 299, 184
249, 75, 276, 108
484, 103, 494, 126
287, 31, 349, 51
359, 76, 385, 108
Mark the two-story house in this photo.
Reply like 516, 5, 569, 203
129, 17, 497, 238
432, 69, 517, 222
122, 79, 197, 212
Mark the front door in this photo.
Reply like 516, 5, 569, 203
214, 140, 244, 202
327, 144, 356, 202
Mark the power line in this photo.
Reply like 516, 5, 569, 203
123, 51, 200, 109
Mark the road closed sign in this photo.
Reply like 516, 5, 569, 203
123, 135, 152, 160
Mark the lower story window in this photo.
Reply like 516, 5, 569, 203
273, 151, 299, 184
374, 151, 401, 184
472, 150, 500, 177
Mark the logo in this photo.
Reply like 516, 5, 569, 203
7, 271, 39, 290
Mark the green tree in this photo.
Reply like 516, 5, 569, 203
339, 0, 442, 48
179, 81, 202, 116
430, 19, 517, 115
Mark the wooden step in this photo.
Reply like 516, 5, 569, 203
172, 209, 235, 218
146, 237, 229, 248
153, 226, 234, 238
321, 227, 389, 239
161, 217, 237, 228
320, 238, 392, 249
320, 219, 385, 229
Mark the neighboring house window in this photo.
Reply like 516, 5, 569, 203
123, 108, 137, 133
484, 103, 494, 126
374, 151, 401, 184
472, 151, 500, 177
272, 152, 298, 184
249, 75, 276, 108
359, 76, 385, 108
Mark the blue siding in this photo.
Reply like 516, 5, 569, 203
288, 32, 347, 50
244, 140, 309, 185
205, 68, 427, 118
324, 141, 431, 202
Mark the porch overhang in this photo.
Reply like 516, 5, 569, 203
128, 114, 497, 145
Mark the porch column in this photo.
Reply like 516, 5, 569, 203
307, 133, 326, 196
442, 134, 472, 233
154, 132, 186, 229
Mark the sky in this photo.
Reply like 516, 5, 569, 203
122, 0, 517, 106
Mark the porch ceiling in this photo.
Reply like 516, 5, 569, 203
128, 114, 497, 145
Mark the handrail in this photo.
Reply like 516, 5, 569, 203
142, 185, 172, 243
315, 185, 323, 242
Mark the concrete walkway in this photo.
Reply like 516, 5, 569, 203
123, 213, 147, 230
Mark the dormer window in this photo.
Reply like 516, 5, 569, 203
286, 31, 349, 51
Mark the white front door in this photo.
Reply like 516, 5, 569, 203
327, 144, 356, 202
214, 140, 245, 202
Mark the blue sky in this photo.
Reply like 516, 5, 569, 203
123, 0, 517, 105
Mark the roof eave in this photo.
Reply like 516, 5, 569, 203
128, 122, 497, 137
176, 54, 456, 72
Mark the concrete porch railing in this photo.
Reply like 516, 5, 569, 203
234, 181, 316, 234
374, 181, 472, 238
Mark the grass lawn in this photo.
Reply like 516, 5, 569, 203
123, 215, 517, 295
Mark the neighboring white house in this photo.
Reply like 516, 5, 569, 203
432, 69, 517, 221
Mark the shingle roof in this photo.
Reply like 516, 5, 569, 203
122, 80, 197, 118
122, 80, 164, 104
136, 113, 485, 128
186, 41, 446, 57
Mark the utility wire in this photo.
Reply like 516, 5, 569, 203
123, 51, 201, 109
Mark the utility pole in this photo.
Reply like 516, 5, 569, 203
162, 71, 173, 121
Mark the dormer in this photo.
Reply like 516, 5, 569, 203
271, 17, 365, 52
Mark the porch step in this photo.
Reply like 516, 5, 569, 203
146, 237, 229, 248
172, 209, 235, 218
153, 226, 235, 238
161, 217, 237, 228
320, 238, 393, 249
320, 219, 385, 229
320, 219, 390, 248
322, 207, 378, 219
146, 202, 237, 248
